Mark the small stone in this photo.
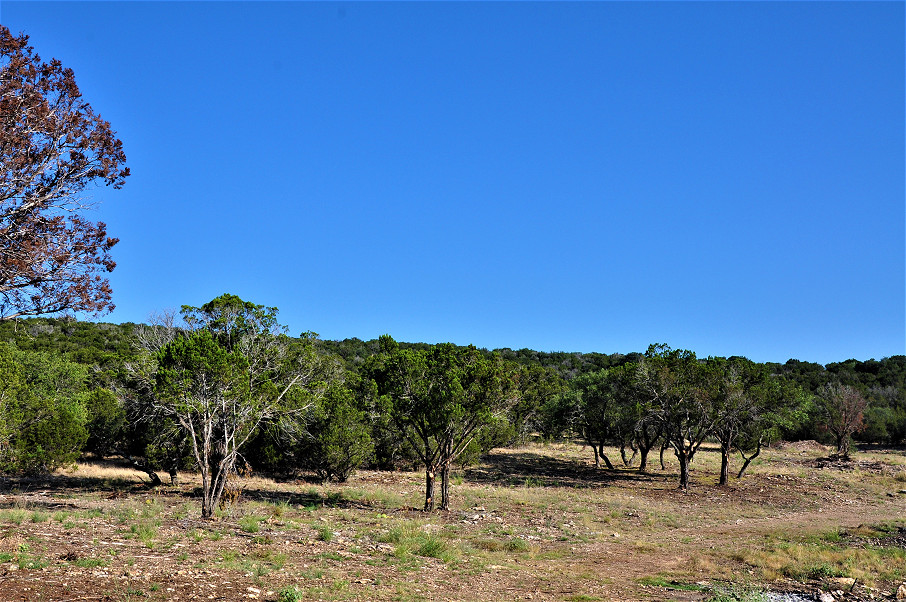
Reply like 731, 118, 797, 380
818, 592, 834, 602
896, 584, 906, 600
611, 532, 620, 538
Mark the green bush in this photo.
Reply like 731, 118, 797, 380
84, 388, 125, 456
303, 385, 373, 482
0, 344, 89, 474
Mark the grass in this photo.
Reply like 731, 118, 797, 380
313, 521, 334, 542
239, 514, 267, 533
128, 521, 159, 548
739, 531, 906, 587
0, 443, 900, 600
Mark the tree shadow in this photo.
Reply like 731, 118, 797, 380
0, 473, 140, 495
464, 449, 662, 488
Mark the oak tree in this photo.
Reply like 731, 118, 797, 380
0, 26, 128, 319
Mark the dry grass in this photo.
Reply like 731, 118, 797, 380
0, 441, 899, 601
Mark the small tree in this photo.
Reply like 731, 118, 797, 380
639, 344, 714, 490
302, 384, 374, 482
819, 382, 867, 458
572, 369, 621, 469
0, 26, 129, 319
153, 295, 333, 518
369, 337, 514, 511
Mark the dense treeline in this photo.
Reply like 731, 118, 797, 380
0, 306, 903, 513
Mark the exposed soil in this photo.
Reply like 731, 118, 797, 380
0, 443, 903, 602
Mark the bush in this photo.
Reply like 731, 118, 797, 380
84, 388, 125, 456
0, 344, 89, 473
303, 385, 374, 482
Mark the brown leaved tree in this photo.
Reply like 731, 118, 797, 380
819, 382, 867, 459
0, 25, 129, 319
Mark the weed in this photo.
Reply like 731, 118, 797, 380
504, 538, 530, 553
314, 522, 334, 542
129, 522, 158, 548
523, 477, 543, 488
239, 515, 266, 533
300, 568, 325, 579
278, 586, 304, 602
415, 535, 449, 559
270, 499, 292, 518
17, 553, 48, 570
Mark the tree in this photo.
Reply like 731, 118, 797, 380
508, 364, 564, 444
83, 387, 125, 457
0, 26, 128, 320
0, 342, 89, 473
709, 358, 808, 484
572, 369, 621, 470
819, 382, 868, 458
302, 384, 374, 482
638, 344, 714, 490
369, 337, 514, 511
154, 295, 333, 518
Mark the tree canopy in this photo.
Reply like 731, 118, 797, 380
0, 25, 128, 320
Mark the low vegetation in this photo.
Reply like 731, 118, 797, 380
0, 442, 903, 600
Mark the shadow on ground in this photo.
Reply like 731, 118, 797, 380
465, 448, 665, 488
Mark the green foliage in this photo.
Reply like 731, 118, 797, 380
0, 343, 89, 473
84, 388, 125, 456
302, 384, 374, 482
368, 337, 518, 510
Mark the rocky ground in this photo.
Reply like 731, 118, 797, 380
0, 442, 903, 601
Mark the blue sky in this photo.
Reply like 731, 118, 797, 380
3, 1, 903, 364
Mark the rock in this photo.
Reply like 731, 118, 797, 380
896, 584, 906, 599
611, 532, 620, 538
830, 577, 855, 589
818, 592, 834, 602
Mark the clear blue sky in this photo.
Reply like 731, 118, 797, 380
3, 1, 903, 365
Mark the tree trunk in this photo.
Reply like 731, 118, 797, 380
439, 464, 450, 511
424, 469, 436, 512
598, 445, 615, 470
660, 444, 668, 470
718, 446, 730, 486
201, 472, 213, 518
592, 446, 600, 468
638, 447, 649, 472
836, 433, 850, 458
737, 441, 762, 479
676, 450, 690, 490
620, 444, 637, 467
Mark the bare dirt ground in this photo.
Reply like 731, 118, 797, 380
0, 442, 903, 602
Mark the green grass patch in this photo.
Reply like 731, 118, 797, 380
239, 515, 267, 533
